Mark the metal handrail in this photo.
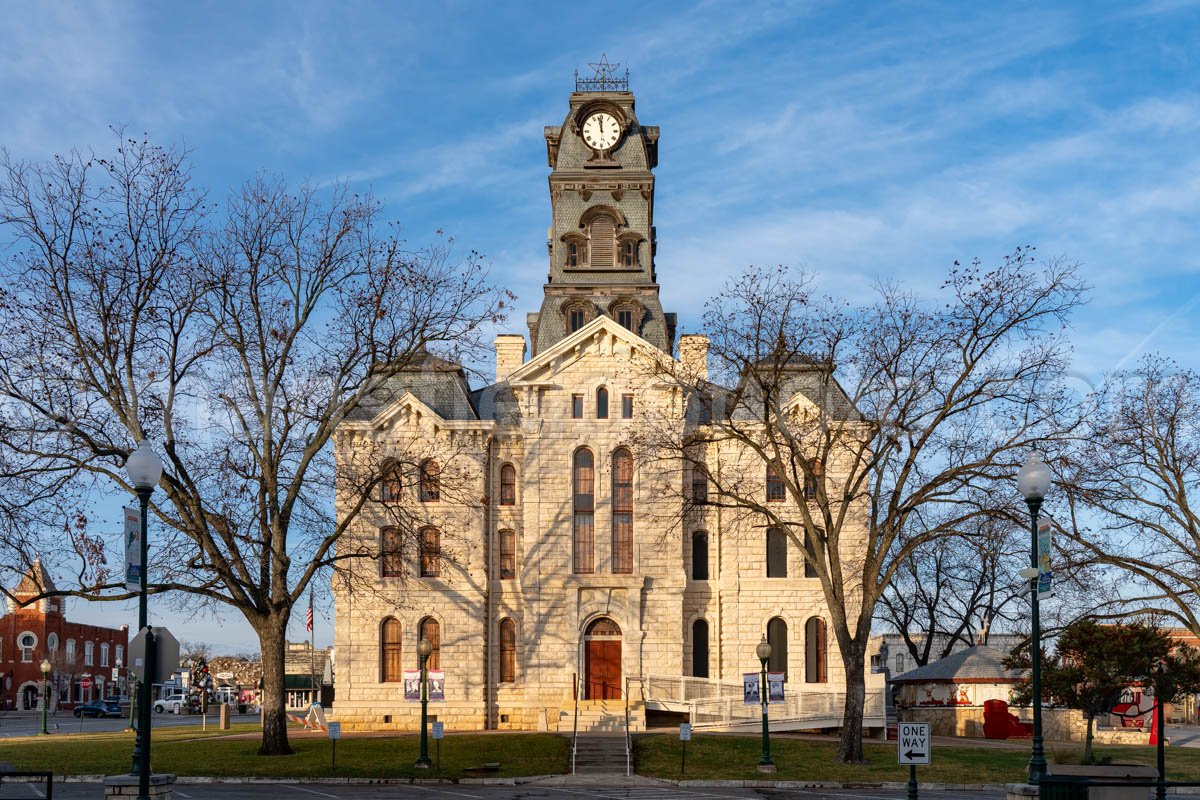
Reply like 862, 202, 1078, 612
571, 673, 581, 775
624, 677, 632, 776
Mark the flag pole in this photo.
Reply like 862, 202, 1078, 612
308, 588, 316, 707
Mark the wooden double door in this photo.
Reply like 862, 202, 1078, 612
585, 639, 622, 700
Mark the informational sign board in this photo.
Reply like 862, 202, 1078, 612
1037, 516, 1054, 599
432, 721, 444, 739
112, 668, 120, 681
328, 721, 341, 740
124, 506, 142, 591
897, 722, 931, 765
679, 722, 692, 741
128, 627, 181, 684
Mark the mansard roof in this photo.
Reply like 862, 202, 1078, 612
13, 558, 56, 602
348, 351, 479, 422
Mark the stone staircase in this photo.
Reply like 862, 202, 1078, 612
566, 699, 646, 733
572, 732, 630, 775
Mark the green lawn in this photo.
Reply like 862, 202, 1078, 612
7, 726, 1200, 784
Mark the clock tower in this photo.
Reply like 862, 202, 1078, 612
528, 58, 675, 355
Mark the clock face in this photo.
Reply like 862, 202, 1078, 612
582, 112, 621, 151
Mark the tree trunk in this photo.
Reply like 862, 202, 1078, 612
1084, 712, 1096, 764
838, 647, 868, 763
254, 617, 293, 756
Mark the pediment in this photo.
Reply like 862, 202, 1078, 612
508, 314, 673, 385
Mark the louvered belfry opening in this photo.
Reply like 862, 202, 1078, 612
589, 215, 615, 268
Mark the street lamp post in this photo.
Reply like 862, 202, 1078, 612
414, 638, 433, 768
1017, 450, 1052, 785
40, 658, 51, 735
756, 636, 775, 772
125, 439, 163, 800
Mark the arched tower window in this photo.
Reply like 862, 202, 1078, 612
612, 447, 633, 573
419, 460, 440, 502
767, 617, 788, 678
766, 466, 785, 502
692, 619, 710, 678
588, 214, 615, 268
766, 527, 788, 578
419, 617, 441, 670
500, 463, 517, 505
691, 531, 709, 581
499, 529, 516, 579
419, 527, 441, 577
499, 619, 517, 683
805, 617, 828, 683
381, 526, 404, 577
381, 619, 402, 682
804, 458, 824, 500
573, 449, 595, 574
597, 387, 609, 419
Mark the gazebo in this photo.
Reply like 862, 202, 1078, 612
891, 644, 1028, 737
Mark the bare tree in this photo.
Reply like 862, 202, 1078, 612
1060, 355, 1200, 632
0, 135, 507, 754
639, 251, 1085, 762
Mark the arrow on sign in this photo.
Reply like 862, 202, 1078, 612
904, 750, 926, 760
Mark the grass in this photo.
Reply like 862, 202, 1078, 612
8, 726, 1200, 784
0, 726, 569, 780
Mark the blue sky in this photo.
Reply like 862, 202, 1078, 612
5, 1, 1200, 651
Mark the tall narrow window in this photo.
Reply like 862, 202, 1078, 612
766, 527, 788, 578
698, 396, 712, 424
768, 617, 789, 678
419, 460, 440, 502
19, 633, 35, 662
612, 447, 633, 574
692, 619, 710, 678
65, 639, 75, 662
573, 449, 595, 574
499, 529, 516, 579
621, 394, 634, 419
805, 617, 828, 683
567, 241, 580, 267
381, 526, 404, 577
617, 308, 634, 329
84, 641, 94, 666
691, 531, 709, 581
619, 239, 636, 267
381, 460, 402, 504
596, 387, 609, 419
804, 458, 823, 500
572, 394, 584, 419
100, 643, 109, 667
766, 466, 785, 502
419, 617, 441, 670
692, 465, 708, 504
419, 527, 441, 577
569, 307, 588, 332
381, 619, 402, 682
116, 644, 123, 666
499, 619, 516, 683
804, 534, 821, 579
500, 464, 516, 505
589, 215, 615, 267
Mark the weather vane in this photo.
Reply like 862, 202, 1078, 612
575, 53, 629, 92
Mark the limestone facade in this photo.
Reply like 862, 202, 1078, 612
330, 78, 867, 731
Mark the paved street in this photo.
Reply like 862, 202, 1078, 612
0, 711, 255, 739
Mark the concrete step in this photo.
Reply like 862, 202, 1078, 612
573, 734, 630, 774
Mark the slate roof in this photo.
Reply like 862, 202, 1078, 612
13, 558, 56, 601
891, 644, 1025, 683
347, 352, 479, 421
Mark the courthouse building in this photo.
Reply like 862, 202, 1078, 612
331, 68, 871, 731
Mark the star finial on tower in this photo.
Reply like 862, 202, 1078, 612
575, 54, 630, 92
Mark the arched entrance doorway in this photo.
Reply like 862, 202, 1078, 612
584, 617, 622, 700
21, 683, 39, 710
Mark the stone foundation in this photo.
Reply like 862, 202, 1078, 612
104, 774, 176, 800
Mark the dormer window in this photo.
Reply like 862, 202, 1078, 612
619, 239, 636, 267
618, 309, 633, 330
589, 214, 615, 268
570, 308, 586, 332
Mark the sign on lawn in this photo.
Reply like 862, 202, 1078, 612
679, 722, 692, 741
897, 722, 931, 765
328, 722, 341, 740
432, 721, 444, 740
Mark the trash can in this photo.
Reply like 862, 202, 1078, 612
238, 703, 247, 714
1039, 775, 1090, 800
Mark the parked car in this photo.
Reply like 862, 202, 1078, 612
74, 700, 122, 718
153, 693, 186, 714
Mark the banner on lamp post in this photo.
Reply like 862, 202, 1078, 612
767, 672, 785, 703
403, 670, 420, 701
1037, 516, 1054, 600
428, 669, 445, 702
743, 672, 761, 705
124, 506, 141, 591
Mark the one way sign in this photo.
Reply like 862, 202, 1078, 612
897, 722, 931, 765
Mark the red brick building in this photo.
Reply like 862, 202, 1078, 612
1, 561, 129, 711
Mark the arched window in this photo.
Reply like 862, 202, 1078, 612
804, 458, 823, 500
419, 527, 441, 577
692, 619, 710, 678
500, 464, 516, 505
691, 532, 709, 581
612, 448, 633, 573
573, 449, 595, 574
84, 641, 94, 666
419, 460, 440, 502
692, 464, 708, 504
381, 618, 402, 682
569, 308, 587, 332
766, 466, 785, 502
499, 619, 517, 683
766, 527, 788, 578
18, 632, 36, 662
499, 529, 516, 580
381, 460, 402, 504
65, 639, 75, 662
805, 617, 828, 683
381, 526, 404, 577
47, 633, 58, 653
619, 238, 637, 268
100, 643, 110, 667
567, 241, 582, 267
596, 387, 609, 419
419, 617, 441, 670
589, 214, 615, 268
116, 644, 124, 666
767, 617, 788, 678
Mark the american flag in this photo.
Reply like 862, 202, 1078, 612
306, 591, 314, 632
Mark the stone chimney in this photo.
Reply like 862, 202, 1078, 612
677, 334, 709, 380
495, 334, 527, 382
